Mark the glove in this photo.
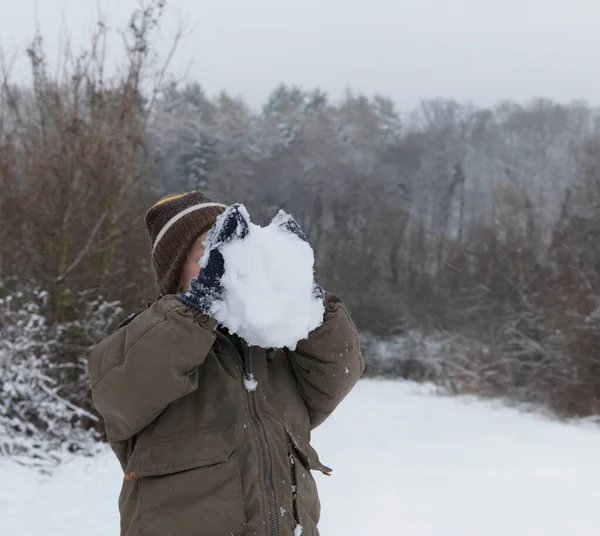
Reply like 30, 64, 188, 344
272, 210, 325, 301
178, 204, 249, 314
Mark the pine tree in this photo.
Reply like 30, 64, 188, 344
374, 95, 402, 146
262, 84, 308, 147
178, 132, 218, 191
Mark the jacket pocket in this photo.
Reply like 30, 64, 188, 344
132, 424, 246, 536
285, 427, 332, 534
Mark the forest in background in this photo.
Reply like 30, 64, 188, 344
2, 1, 600, 465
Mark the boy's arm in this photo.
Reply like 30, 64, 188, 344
87, 295, 217, 443
289, 292, 365, 429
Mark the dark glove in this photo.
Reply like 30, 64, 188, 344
178, 204, 249, 314
273, 210, 325, 301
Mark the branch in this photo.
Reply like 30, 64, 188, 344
55, 211, 107, 284
38, 381, 99, 422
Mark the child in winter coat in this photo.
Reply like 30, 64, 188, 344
87, 191, 364, 536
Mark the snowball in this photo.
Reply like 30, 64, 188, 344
203, 205, 324, 349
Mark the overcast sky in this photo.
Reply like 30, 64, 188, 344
0, 0, 599, 110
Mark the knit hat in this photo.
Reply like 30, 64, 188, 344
145, 191, 227, 297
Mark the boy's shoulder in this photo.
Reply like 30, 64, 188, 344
114, 295, 186, 332
115, 308, 147, 331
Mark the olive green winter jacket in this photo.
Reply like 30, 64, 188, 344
87, 293, 364, 536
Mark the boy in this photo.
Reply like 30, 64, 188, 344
88, 191, 364, 536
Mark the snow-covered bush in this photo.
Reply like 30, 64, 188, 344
365, 312, 600, 419
360, 331, 447, 381
361, 329, 499, 386
0, 284, 122, 468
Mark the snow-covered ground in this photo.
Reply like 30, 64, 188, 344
2, 380, 600, 535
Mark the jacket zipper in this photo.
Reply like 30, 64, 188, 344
216, 332, 245, 374
216, 333, 278, 536
244, 345, 278, 536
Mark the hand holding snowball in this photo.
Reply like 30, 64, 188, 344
179, 203, 324, 350
177, 204, 249, 315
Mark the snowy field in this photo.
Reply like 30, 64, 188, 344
2, 379, 600, 535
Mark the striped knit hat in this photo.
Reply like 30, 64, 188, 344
145, 191, 227, 297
